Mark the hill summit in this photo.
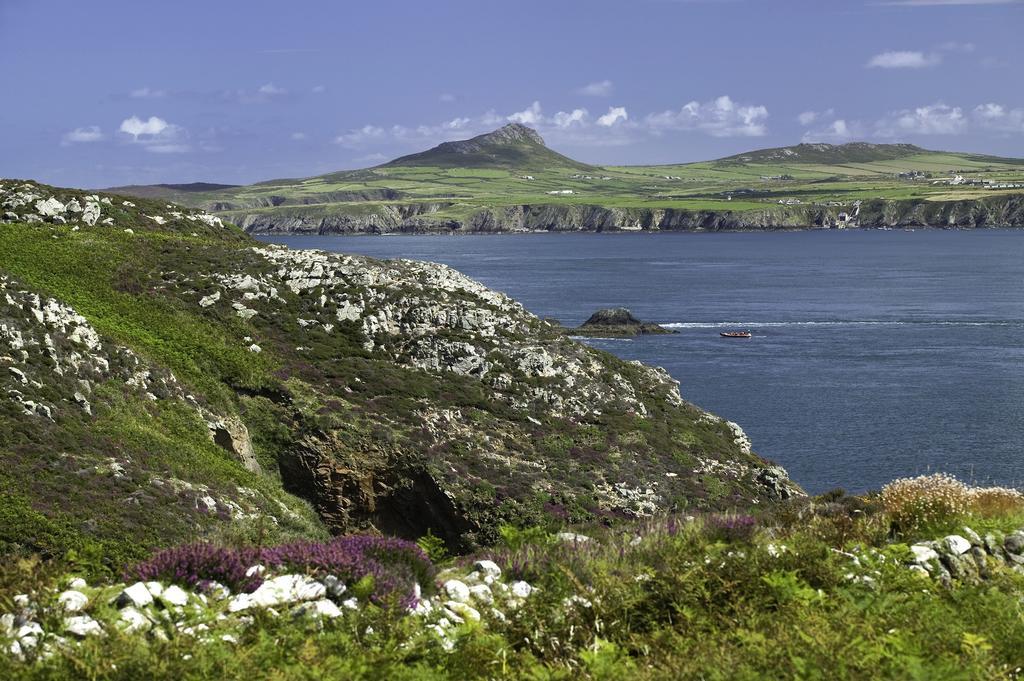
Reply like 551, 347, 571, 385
385, 123, 592, 170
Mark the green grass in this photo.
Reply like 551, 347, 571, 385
5, 490, 1024, 679
109, 137, 1024, 230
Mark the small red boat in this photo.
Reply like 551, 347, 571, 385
720, 331, 752, 338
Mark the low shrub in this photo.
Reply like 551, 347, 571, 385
969, 486, 1024, 517
703, 514, 758, 543
126, 535, 435, 604
881, 473, 1024, 534
881, 473, 972, 533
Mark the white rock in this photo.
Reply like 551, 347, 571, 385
341, 597, 359, 610
82, 202, 101, 226
556, 532, 591, 544
473, 560, 502, 580
57, 590, 89, 613
145, 582, 164, 597
910, 544, 940, 564
68, 577, 88, 590
310, 599, 342, 618
118, 582, 154, 608
445, 600, 481, 623
233, 574, 327, 611
124, 228, 134, 235
161, 585, 189, 607
65, 615, 102, 637
199, 291, 221, 308
245, 565, 266, 578
35, 197, 65, 217
943, 535, 971, 556
443, 579, 471, 603
248, 344, 261, 353
227, 594, 255, 613
118, 607, 151, 633
16, 621, 43, 640
468, 584, 493, 605
510, 581, 534, 598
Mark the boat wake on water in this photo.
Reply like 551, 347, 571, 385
662, 320, 1022, 329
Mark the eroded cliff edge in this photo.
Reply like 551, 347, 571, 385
226, 194, 1024, 235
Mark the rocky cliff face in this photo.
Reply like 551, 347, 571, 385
225, 194, 1024, 235
1, 179, 801, 566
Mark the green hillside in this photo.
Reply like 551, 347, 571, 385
107, 126, 1024, 233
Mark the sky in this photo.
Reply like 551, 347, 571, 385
1, 0, 1023, 187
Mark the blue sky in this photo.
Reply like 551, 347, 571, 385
2, 0, 1023, 187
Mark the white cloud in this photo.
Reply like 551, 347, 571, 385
62, 126, 104, 145
120, 115, 170, 138
646, 95, 769, 137
130, 87, 166, 99
876, 103, 967, 136
937, 41, 976, 53
797, 108, 835, 126
507, 101, 543, 125
291, 132, 308, 141
797, 111, 819, 126
334, 125, 387, 146
802, 119, 860, 143
867, 50, 941, 68
439, 93, 457, 103
312, 85, 326, 94
576, 80, 614, 97
118, 115, 189, 152
258, 83, 287, 96
553, 108, 589, 128
596, 106, 628, 127
973, 103, 1024, 132
442, 117, 472, 130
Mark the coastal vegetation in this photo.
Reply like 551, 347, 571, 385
3, 180, 1024, 678
3, 475, 1024, 679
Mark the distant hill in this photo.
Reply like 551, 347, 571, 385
383, 123, 594, 171
105, 182, 241, 200
714, 142, 927, 165
104, 124, 1024, 233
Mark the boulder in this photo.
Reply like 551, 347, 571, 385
160, 584, 189, 607
472, 560, 502, 580
82, 202, 101, 226
941, 535, 971, 556
64, 615, 102, 638
199, 291, 221, 308
910, 544, 940, 565
1004, 531, 1024, 556
443, 580, 471, 603
116, 582, 154, 609
57, 590, 89, 613
35, 197, 65, 217
117, 607, 151, 633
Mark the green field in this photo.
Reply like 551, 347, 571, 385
109, 125, 1024, 231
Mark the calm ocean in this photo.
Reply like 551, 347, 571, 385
258, 230, 1024, 494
